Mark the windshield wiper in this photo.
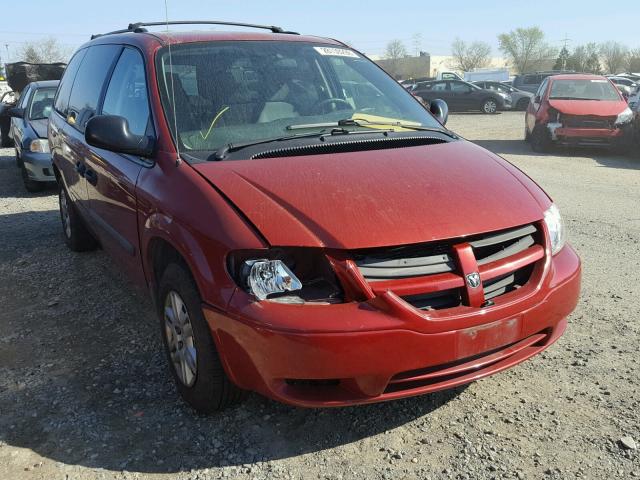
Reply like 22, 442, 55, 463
211, 127, 388, 160
287, 118, 457, 138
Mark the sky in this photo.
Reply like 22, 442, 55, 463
1, 0, 636, 62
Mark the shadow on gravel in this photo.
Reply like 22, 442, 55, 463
0, 208, 465, 475
474, 139, 640, 169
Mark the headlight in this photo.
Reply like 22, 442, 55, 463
245, 259, 302, 300
615, 107, 633, 125
543, 204, 566, 255
30, 139, 50, 153
228, 248, 343, 303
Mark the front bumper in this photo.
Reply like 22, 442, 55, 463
205, 245, 581, 407
21, 150, 55, 182
548, 123, 631, 146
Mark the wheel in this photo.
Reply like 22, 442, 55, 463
530, 125, 552, 153
517, 98, 530, 111
58, 183, 98, 251
524, 126, 531, 143
21, 162, 45, 192
482, 98, 498, 114
158, 263, 245, 413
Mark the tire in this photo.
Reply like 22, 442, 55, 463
524, 126, 531, 143
0, 126, 13, 148
482, 98, 498, 114
158, 263, 246, 413
21, 162, 45, 192
530, 125, 552, 153
58, 183, 98, 251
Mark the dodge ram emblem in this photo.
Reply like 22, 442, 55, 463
466, 272, 481, 289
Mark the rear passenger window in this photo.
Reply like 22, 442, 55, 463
67, 44, 121, 132
101, 48, 150, 137
54, 49, 86, 117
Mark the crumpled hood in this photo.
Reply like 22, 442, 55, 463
548, 99, 627, 117
30, 119, 49, 138
193, 140, 547, 249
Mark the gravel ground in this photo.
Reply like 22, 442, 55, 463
0, 111, 639, 480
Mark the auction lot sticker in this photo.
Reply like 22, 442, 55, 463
314, 46, 360, 58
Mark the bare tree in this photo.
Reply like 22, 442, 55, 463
629, 48, 640, 72
450, 38, 492, 72
599, 42, 629, 74
385, 39, 408, 60
17, 37, 69, 63
498, 27, 557, 74
567, 43, 601, 74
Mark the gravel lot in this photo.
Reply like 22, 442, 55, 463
1, 111, 639, 480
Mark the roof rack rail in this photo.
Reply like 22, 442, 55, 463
91, 20, 299, 39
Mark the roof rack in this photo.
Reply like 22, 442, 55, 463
91, 21, 299, 39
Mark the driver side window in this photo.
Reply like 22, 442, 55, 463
101, 48, 150, 137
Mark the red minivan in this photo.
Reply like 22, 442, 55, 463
525, 73, 633, 152
50, 22, 581, 412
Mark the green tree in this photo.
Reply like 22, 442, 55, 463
566, 43, 601, 74
553, 46, 570, 71
498, 27, 557, 73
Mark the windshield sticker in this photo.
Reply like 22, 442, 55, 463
314, 46, 360, 58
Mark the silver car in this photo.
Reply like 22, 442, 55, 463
473, 81, 534, 111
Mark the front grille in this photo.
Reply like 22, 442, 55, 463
561, 114, 614, 129
353, 223, 544, 310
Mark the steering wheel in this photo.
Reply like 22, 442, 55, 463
312, 97, 353, 114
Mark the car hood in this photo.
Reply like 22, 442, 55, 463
193, 140, 547, 249
548, 99, 627, 116
30, 119, 48, 138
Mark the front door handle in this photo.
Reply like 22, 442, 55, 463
85, 169, 98, 186
75, 161, 86, 176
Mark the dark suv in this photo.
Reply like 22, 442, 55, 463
50, 22, 580, 412
513, 71, 576, 94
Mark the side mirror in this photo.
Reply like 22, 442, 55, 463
430, 99, 448, 125
85, 115, 154, 157
534, 95, 541, 104
7, 107, 24, 118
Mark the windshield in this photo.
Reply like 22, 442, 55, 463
156, 41, 442, 157
28, 87, 56, 120
549, 79, 620, 101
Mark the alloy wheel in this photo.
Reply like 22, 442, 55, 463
164, 290, 198, 387
483, 100, 497, 114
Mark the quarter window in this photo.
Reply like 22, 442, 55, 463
67, 44, 121, 132
53, 49, 86, 116
101, 48, 150, 137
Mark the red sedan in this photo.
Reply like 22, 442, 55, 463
525, 73, 633, 152
50, 22, 581, 412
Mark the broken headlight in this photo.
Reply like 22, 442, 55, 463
543, 204, 566, 256
615, 107, 633, 126
227, 248, 343, 303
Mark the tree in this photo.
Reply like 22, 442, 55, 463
566, 43, 601, 74
450, 38, 492, 72
498, 27, 557, 74
17, 37, 69, 63
553, 46, 570, 71
385, 39, 408, 60
599, 41, 629, 74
